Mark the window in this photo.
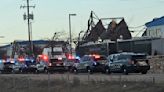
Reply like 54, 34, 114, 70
81, 56, 90, 62
108, 55, 113, 60
117, 55, 131, 60
52, 52, 62, 55
95, 56, 107, 61
132, 55, 146, 60
156, 28, 161, 37
113, 55, 118, 61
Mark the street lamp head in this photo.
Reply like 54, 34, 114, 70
0, 36, 5, 38
69, 14, 77, 16
130, 31, 135, 33
80, 30, 84, 32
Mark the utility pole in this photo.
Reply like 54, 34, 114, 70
21, 0, 35, 55
69, 14, 76, 55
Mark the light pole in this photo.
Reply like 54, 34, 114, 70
69, 14, 76, 54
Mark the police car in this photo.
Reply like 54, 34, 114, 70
106, 52, 150, 75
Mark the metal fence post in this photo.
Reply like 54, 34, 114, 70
152, 76, 155, 84
67, 72, 70, 81
28, 77, 30, 92
119, 75, 122, 86
48, 72, 50, 92
12, 77, 15, 92
88, 73, 90, 82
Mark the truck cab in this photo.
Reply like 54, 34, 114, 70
43, 46, 67, 73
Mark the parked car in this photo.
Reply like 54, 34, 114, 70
72, 55, 107, 74
105, 52, 150, 75
65, 58, 80, 72
35, 61, 49, 73
47, 58, 66, 73
0, 59, 5, 73
2, 60, 22, 73
21, 59, 37, 73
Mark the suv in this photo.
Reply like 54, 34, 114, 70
72, 55, 107, 74
106, 52, 150, 75
47, 58, 66, 73
2, 60, 22, 73
65, 58, 80, 72
22, 59, 37, 73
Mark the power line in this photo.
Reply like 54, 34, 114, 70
134, 27, 146, 37
129, 25, 145, 29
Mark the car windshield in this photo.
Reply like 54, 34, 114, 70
81, 56, 94, 62
67, 59, 79, 62
52, 52, 62, 55
117, 55, 131, 60
4, 62, 14, 65
25, 60, 36, 65
95, 56, 107, 61
132, 55, 146, 60
117, 54, 146, 60
50, 59, 62, 62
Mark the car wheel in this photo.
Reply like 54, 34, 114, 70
68, 66, 72, 72
11, 69, 15, 74
87, 67, 93, 74
44, 68, 48, 74
35, 69, 39, 74
19, 69, 22, 73
105, 67, 111, 74
73, 68, 78, 74
20, 69, 25, 74
69, 67, 73, 73
141, 71, 147, 74
123, 68, 128, 75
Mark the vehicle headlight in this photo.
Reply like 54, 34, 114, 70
49, 63, 52, 66
25, 65, 27, 68
74, 63, 79, 67
63, 62, 66, 66
9, 65, 13, 68
30, 65, 36, 68
93, 62, 97, 66
119, 64, 123, 66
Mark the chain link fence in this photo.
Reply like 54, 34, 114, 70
149, 55, 164, 73
0, 73, 164, 92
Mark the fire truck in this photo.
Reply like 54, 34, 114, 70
42, 44, 69, 73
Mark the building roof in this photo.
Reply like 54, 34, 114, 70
0, 40, 49, 49
145, 16, 164, 27
0, 40, 68, 50
83, 20, 105, 42
14, 40, 49, 45
0, 44, 10, 49
100, 19, 132, 41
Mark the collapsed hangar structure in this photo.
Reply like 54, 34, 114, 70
76, 11, 160, 57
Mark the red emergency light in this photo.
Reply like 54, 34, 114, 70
18, 58, 25, 62
68, 54, 75, 60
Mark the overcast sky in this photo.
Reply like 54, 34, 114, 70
0, 0, 164, 44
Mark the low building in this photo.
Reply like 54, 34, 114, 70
145, 16, 164, 38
